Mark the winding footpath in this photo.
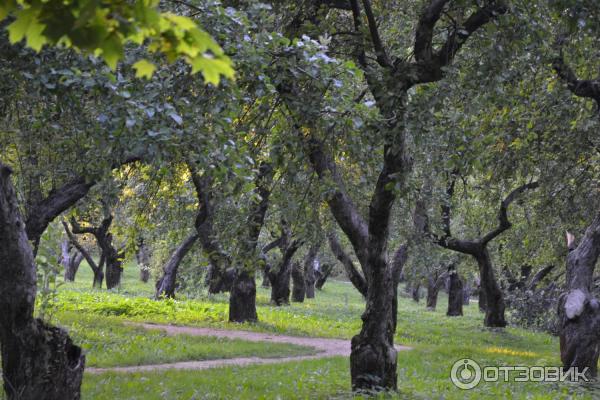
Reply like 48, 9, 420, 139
87, 323, 412, 374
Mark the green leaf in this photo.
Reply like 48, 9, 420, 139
8, 7, 47, 50
132, 59, 156, 79
191, 56, 234, 85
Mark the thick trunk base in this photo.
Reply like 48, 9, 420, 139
105, 262, 122, 290
558, 293, 600, 378
269, 266, 291, 306
447, 273, 464, 317
229, 272, 258, 323
483, 295, 506, 327
1, 319, 85, 400
350, 333, 397, 392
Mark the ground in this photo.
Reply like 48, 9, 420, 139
1, 261, 598, 399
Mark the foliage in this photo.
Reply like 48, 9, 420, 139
0, 0, 234, 83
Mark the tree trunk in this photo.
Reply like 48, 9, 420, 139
558, 218, 600, 378
476, 249, 506, 327
93, 267, 104, 289
291, 262, 306, 302
261, 265, 271, 288
268, 263, 291, 306
229, 271, 257, 323
0, 164, 85, 400
155, 233, 199, 299
315, 262, 332, 290
61, 240, 83, 282
304, 244, 320, 299
426, 277, 440, 310
447, 268, 464, 317
350, 265, 397, 391
105, 259, 122, 290
411, 282, 421, 303
477, 278, 487, 312
136, 239, 151, 283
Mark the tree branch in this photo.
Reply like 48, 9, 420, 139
434, 1, 508, 68
360, 0, 391, 67
553, 52, 600, 102
414, 0, 450, 62
481, 181, 539, 245
62, 220, 99, 272
305, 136, 369, 266
328, 232, 368, 296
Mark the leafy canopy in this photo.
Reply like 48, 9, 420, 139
0, 0, 234, 83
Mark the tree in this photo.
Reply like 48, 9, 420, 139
275, 0, 509, 391
155, 232, 199, 298
0, 162, 85, 400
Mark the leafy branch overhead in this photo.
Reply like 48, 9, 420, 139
0, 0, 234, 83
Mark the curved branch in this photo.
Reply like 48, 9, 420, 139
328, 232, 368, 297
481, 181, 539, 245
434, 1, 508, 68
414, 0, 450, 62
62, 220, 99, 273
553, 52, 600, 103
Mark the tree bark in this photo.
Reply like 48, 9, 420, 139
476, 249, 506, 326
304, 243, 320, 299
268, 261, 291, 305
447, 267, 464, 317
558, 216, 600, 378
61, 240, 83, 282
190, 162, 272, 322
155, 233, 199, 299
136, 239, 151, 283
0, 163, 85, 400
291, 262, 306, 302
426, 271, 445, 311
229, 271, 258, 323
411, 282, 421, 303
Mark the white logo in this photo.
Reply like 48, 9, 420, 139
450, 359, 590, 389
450, 358, 482, 389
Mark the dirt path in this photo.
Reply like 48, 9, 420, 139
87, 323, 411, 374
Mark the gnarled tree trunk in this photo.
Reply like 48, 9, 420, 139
291, 262, 306, 302
1, 164, 85, 400
229, 271, 258, 322
558, 221, 600, 378
155, 233, 199, 298
447, 266, 464, 317
476, 249, 505, 326
268, 262, 292, 305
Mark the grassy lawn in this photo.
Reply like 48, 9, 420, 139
1, 261, 596, 398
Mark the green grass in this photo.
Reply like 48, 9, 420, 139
3, 261, 597, 399
59, 312, 315, 368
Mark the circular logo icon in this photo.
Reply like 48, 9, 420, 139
450, 358, 482, 390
